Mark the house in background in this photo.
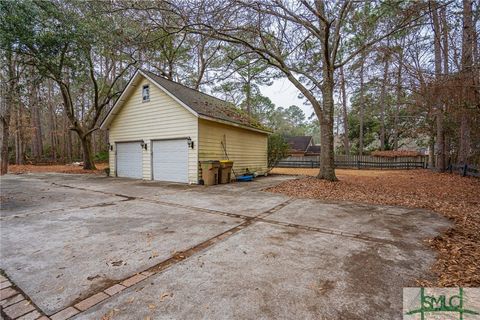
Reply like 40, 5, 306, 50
100, 69, 269, 183
305, 145, 321, 156
286, 136, 321, 157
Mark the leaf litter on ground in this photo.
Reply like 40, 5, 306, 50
267, 169, 480, 286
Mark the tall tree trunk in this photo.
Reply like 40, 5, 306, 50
30, 80, 43, 161
440, 7, 449, 78
80, 132, 96, 170
458, 113, 470, 164
48, 80, 57, 162
473, 5, 479, 65
314, 0, 337, 181
432, 1, 445, 171
1, 50, 15, 174
435, 110, 445, 171
339, 66, 350, 155
440, 6, 450, 166
92, 131, 97, 155
429, 132, 435, 169
393, 48, 403, 150
317, 74, 337, 181
358, 54, 366, 156
378, 52, 390, 150
97, 130, 104, 158
58, 80, 98, 169
445, 135, 451, 166
14, 103, 25, 165
0, 96, 12, 174
76, 135, 82, 161
0, 110, 11, 174
49, 106, 57, 162
245, 78, 251, 115
66, 129, 73, 163
458, 0, 474, 164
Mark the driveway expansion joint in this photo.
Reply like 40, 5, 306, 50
47, 182, 410, 246
258, 218, 404, 246
43, 197, 295, 319
27, 182, 419, 319
41, 182, 411, 247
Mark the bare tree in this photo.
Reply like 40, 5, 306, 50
339, 65, 349, 155
393, 43, 404, 150
184, 0, 429, 180
0, 48, 18, 174
28, 70, 43, 161
1, 1, 138, 169
458, 0, 474, 164
358, 53, 366, 156
378, 45, 390, 151
431, 0, 445, 171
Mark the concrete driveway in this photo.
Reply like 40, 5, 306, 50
0, 173, 450, 319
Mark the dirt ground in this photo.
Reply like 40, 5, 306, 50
271, 167, 401, 178
268, 168, 480, 286
7, 163, 108, 175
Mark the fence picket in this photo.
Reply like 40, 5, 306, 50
277, 155, 428, 170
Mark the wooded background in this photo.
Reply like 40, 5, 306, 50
1, 0, 478, 179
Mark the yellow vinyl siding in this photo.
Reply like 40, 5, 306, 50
108, 77, 198, 182
198, 119, 268, 176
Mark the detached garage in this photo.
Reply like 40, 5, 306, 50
100, 69, 269, 183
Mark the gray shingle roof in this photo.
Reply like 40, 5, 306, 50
306, 145, 321, 154
286, 136, 313, 152
142, 70, 269, 132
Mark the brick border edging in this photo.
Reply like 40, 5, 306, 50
47, 198, 296, 319
48, 220, 255, 319
0, 272, 48, 320
3, 190, 408, 320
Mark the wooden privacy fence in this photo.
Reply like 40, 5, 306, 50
277, 155, 428, 170
448, 164, 480, 177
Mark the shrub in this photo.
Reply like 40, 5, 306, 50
94, 151, 109, 162
268, 134, 289, 169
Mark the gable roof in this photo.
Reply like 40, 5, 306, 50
100, 69, 270, 133
305, 145, 321, 155
286, 136, 313, 152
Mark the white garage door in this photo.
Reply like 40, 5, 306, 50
116, 142, 143, 179
152, 139, 188, 183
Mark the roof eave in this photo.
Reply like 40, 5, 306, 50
101, 69, 271, 134
139, 70, 199, 118
100, 70, 141, 130
198, 114, 271, 134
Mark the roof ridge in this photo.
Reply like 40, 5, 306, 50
139, 69, 270, 133
140, 69, 231, 106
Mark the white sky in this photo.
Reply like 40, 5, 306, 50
260, 78, 314, 117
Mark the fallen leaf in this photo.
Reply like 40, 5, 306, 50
160, 292, 171, 302
267, 169, 480, 286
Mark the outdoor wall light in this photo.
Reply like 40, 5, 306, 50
187, 137, 194, 149
107, 143, 113, 151
140, 141, 148, 150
